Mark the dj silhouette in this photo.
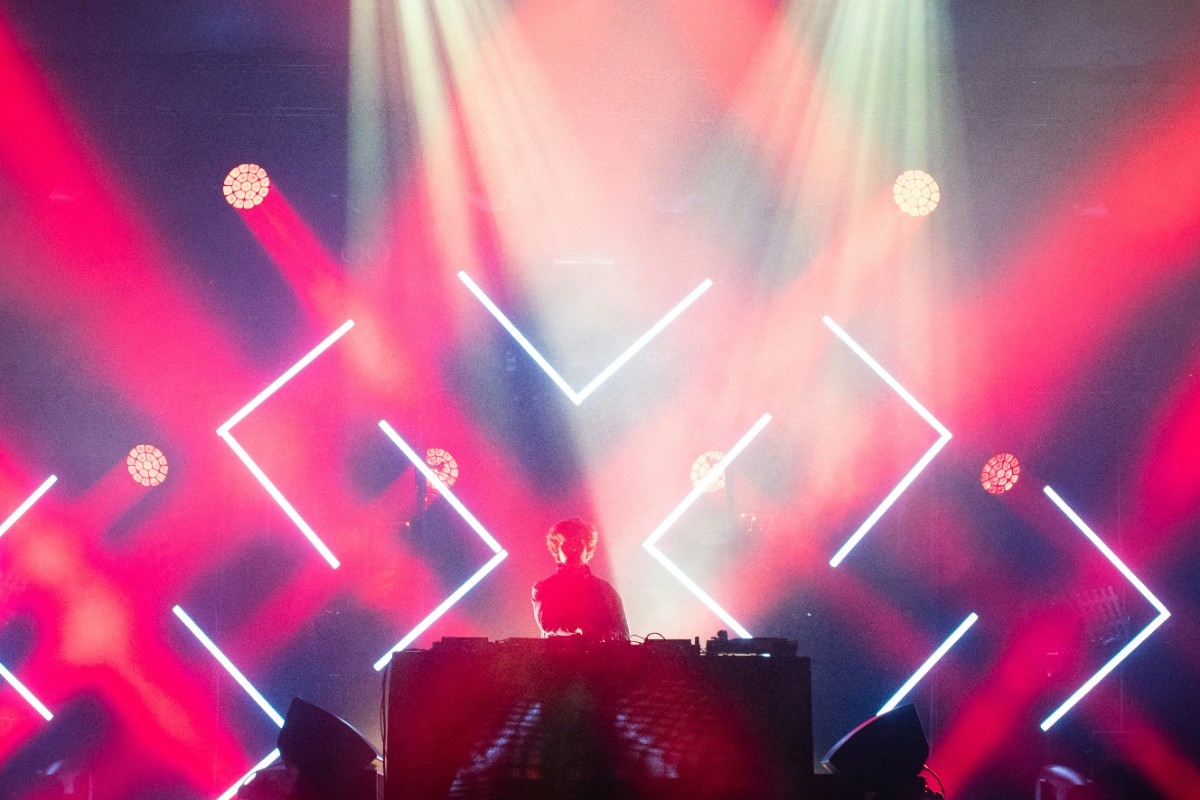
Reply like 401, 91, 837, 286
532, 518, 629, 641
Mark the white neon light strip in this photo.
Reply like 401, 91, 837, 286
823, 316, 952, 567
218, 433, 340, 568
216, 320, 354, 569
373, 550, 508, 671
642, 413, 772, 640
377, 420, 504, 554
878, 612, 979, 714
0, 475, 57, 539
459, 271, 713, 406
1039, 487, 1171, 731
374, 419, 509, 670
172, 605, 285, 728
216, 749, 281, 800
0, 661, 53, 721
0, 476, 57, 720
217, 320, 355, 435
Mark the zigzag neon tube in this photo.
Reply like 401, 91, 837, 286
374, 420, 508, 670
217, 320, 354, 568
823, 316, 952, 567
459, 271, 712, 406
0, 476, 58, 719
1039, 487, 1171, 731
643, 413, 772, 639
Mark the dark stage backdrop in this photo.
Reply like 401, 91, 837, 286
1, 2, 1199, 799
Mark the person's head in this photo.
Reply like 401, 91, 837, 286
546, 518, 598, 566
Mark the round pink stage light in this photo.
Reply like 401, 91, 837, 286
690, 450, 727, 493
223, 163, 270, 209
980, 452, 1020, 494
128, 444, 169, 487
893, 170, 940, 216
425, 448, 459, 494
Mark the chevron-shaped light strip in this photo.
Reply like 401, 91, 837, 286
0, 661, 53, 721
374, 420, 508, 670
217, 320, 355, 569
0, 474, 57, 539
459, 271, 713, 406
1040, 487, 1171, 731
823, 316, 952, 567
173, 605, 284, 800
643, 413, 772, 639
0, 475, 57, 720
879, 612, 979, 714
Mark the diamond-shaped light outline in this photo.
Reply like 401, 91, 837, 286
1039, 486, 1171, 731
373, 420, 508, 671
217, 320, 355, 569
823, 316, 953, 567
642, 413, 773, 639
459, 271, 713, 406
172, 605, 284, 800
878, 612, 979, 715
0, 474, 58, 721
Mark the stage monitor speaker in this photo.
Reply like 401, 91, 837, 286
276, 697, 379, 800
821, 703, 928, 789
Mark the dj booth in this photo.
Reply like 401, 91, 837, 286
384, 637, 813, 800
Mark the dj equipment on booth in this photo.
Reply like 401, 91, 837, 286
383, 636, 812, 800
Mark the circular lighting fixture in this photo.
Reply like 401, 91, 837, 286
222, 163, 270, 209
690, 450, 727, 493
128, 444, 169, 487
893, 170, 940, 217
424, 448, 459, 492
980, 453, 1020, 494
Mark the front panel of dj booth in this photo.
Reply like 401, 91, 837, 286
384, 639, 813, 800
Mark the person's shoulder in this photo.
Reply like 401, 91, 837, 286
590, 573, 619, 592
532, 570, 563, 593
